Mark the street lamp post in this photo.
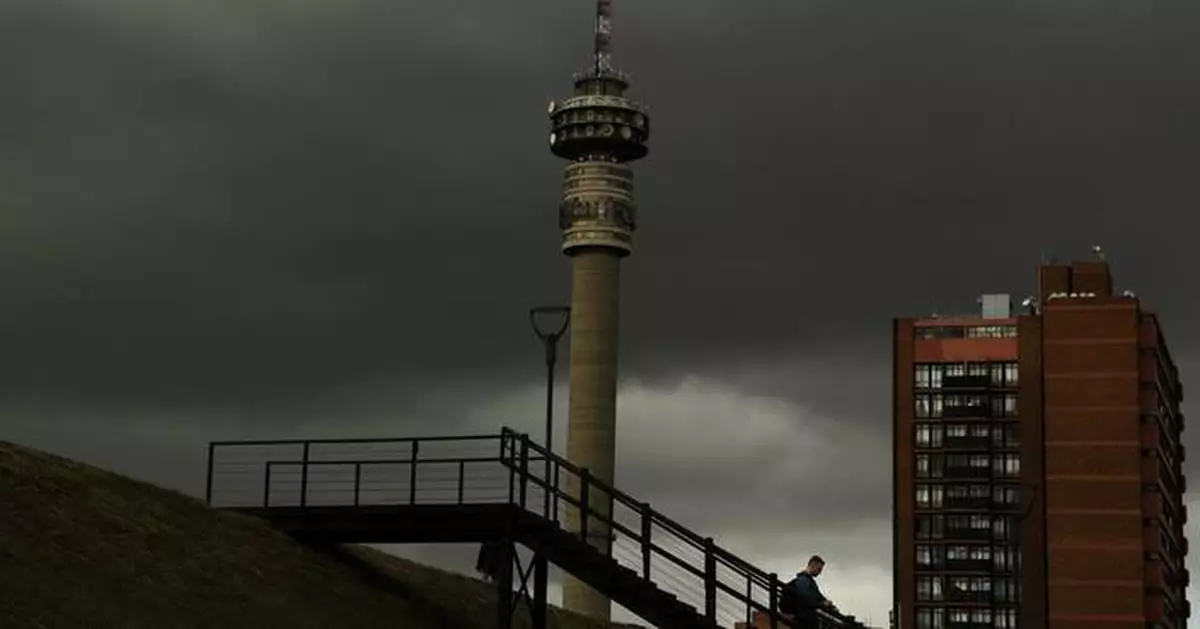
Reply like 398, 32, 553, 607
529, 306, 571, 517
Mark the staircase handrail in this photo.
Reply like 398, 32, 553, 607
498, 428, 854, 629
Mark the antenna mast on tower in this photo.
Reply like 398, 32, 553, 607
594, 0, 613, 73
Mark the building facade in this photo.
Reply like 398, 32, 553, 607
893, 259, 1188, 629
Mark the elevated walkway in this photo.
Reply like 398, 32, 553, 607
206, 428, 866, 629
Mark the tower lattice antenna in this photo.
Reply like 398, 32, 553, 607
593, 0, 613, 73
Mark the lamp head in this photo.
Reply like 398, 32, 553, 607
529, 306, 571, 340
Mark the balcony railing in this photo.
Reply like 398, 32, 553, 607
944, 496, 991, 510
944, 436, 991, 450
945, 527, 991, 542
942, 375, 992, 390
943, 404, 991, 418
944, 558, 992, 572
945, 466, 991, 480
946, 590, 991, 604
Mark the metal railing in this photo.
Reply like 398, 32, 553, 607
204, 429, 861, 629
206, 433, 515, 508
496, 429, 855, 629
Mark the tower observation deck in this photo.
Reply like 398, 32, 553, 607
547, 0, 650, 621
548, 4, 650, 255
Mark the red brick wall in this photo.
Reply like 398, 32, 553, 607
1041, 299, 1144, 629
1018, 315, 1048, 629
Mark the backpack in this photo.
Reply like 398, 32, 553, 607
779, 577, 798, 614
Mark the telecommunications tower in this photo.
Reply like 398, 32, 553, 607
546, 0, 650, 619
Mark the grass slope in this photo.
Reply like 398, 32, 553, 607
0, 440, 637, 629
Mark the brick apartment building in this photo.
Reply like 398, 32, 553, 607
892, 258, 1189, 629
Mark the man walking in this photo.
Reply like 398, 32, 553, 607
780, 555, 837, 629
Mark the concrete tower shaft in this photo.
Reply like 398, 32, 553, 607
560, 249, 621, 620
546, 0, 650, 620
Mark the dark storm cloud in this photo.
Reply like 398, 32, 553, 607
1, 0, 1197, 421
624, 0, 1200, 362
0, 0, 570, 411
5, 3, 1196, 620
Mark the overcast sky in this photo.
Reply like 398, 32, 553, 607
2, 0, 1199, 624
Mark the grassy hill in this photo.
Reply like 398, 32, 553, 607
0, 440, 637, 629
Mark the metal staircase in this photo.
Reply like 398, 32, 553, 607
206, 428, 863, 629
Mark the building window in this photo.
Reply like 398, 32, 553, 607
946, 545, 990, 561
992, 424, 1018, 448
916, 544, 932, 566
944, 394, 985, 414
994, 609, 1017, 628
992, 485, 1020, 505
992, 516, 1013, 540
990, 393, 1018, 417
930, 365, 944, 389
948, 576, 991, 595
993, 454, 1020, 477
945, 363, 966, 377
916, 394, 945, 418
947, 514, 989, 531
946, 423, 987, 439
983, 361, 1019, 387
944, 453, 989, 470
917, 326, 1015, 341
947, 607, 994, 625
916, 607, 945, 629
916, 454, 946, 478
917, 424, 944, 447
947, 485, 989, 501
965, 325, 1017, 339
917, 576, 944, 601
994, 578, 1015, 603
916, 484, 945, 508
993, 545, 1020, 571
967, 362, 989, 377
915, 364, 932, 389
916, 515, 945, 540
916, 544, 944, 567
